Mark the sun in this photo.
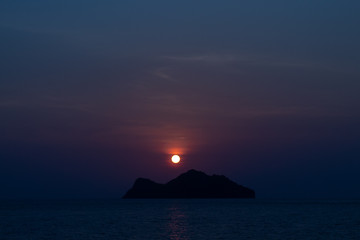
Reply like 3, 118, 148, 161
171, 155, 181, 164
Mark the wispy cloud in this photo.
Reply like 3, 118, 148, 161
153, 68, 177, 82
0, 96, 94, 114
163, 54, 237, 63
162, 53, 325, 69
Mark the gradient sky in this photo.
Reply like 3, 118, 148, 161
1, 0, 360, 198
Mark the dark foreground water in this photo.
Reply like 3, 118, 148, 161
1, 199, 360, 239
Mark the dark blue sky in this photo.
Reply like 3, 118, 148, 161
1, 1, 360, 198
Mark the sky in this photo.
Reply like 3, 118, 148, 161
1, 0, 360, 199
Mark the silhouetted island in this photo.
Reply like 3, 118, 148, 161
123, 169, 255, 198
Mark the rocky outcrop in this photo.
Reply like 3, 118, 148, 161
123, 169, 255, 198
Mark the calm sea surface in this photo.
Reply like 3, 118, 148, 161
1, 199, 359, 239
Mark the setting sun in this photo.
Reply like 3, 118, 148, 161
171, 155, 181, 164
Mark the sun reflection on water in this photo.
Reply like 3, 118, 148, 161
167, 205, 189, 240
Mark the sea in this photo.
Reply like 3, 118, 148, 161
1, 199, 359, 239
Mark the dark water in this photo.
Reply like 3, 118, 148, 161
1, 199, 360, 239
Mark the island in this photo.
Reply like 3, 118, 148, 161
123, 169, 255, 198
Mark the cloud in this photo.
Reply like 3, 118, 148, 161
153, 68, 177, 82
0, 96, 94, 114
163, 54, 237, 63
162, 53, 323, 69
